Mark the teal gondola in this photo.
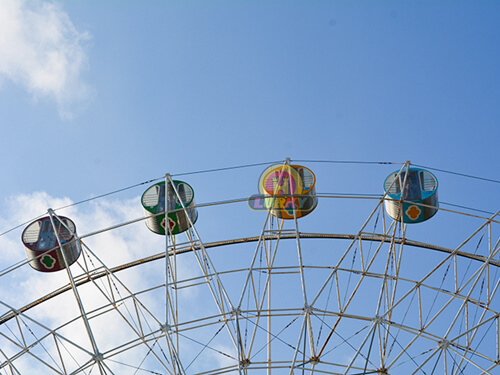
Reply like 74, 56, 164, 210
383, 167, 438, 223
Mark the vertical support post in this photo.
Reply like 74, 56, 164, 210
47, 209, 107, 375
52, 210, 185, 374
286, 160, 316, 360
497, 315, 499, 363
166, 175, 243, 374
163, 173, 179, 373
163, 174, 186, 375
235, 311, 246, 374
165, 174, 170, 328
267, 217, 272, 375
397, 161, 412, 223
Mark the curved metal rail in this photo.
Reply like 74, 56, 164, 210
2, 231, 498, 326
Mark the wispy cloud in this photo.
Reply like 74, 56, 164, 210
0, 0, 93, 119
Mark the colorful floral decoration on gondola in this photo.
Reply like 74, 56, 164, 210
255, 164, 318, 219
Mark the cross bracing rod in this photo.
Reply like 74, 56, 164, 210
46, 210, 185, 375
166, 175, 241, 374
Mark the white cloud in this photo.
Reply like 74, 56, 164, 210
0, 192, 168, 373
0, 0, 92, 119
0, 191, 241, 374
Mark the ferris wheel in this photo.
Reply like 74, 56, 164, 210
1, 159, 499, 375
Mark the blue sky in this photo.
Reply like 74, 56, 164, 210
1, 1, 500, 374
1, 1, 499, 201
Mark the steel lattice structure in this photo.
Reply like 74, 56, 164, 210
1, 161, 500, 375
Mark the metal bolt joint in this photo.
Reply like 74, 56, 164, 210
160, 323, 171, 333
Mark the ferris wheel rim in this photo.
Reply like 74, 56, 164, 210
3, 160, 500, 375
2, 230, 498, 329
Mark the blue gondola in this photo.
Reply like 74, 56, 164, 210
383, 167, 438, 223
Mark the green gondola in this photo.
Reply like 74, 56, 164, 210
141, 180, 198, 235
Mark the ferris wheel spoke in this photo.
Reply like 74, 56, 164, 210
289, 208, 319, 363
237, 208, 283, 310
49, 211, 188, 374
72, 263, 144, 337
240, 282, 267, 359
243, 223, 284, 359
310, 204, 402, 364
68, 244, 183, 373
382, 223, 406, 356
167, 176, 248, 372
311, 215, 398, 315
168, 175, 236, 311
217, 203, 285, 367
376, 318, 387, 372
455, 211, 500, 255
49, 212, 104, 374
239, 226, 281, 319
373, 217, 404, 370
165, 235, 190, 374
317, 252, 395, 360
73, 261, 181, 374
314, 199, 390, 302
182, 230, 239, 342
